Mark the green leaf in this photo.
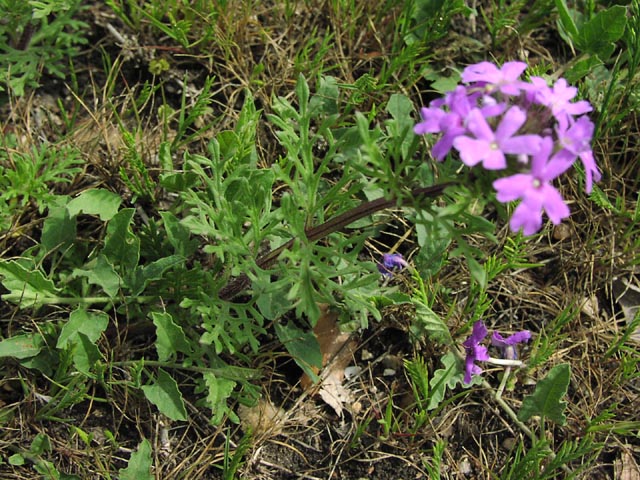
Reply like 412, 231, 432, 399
41, 197, 77, 252
275, 320, 322, 383
102, 209, 140, 271
160, 211, 198, 257
555, 0, 579, 39
66, 189, 122, 221
411, 299, 453, 345
72, 333, 103, 377
150, 312, 192, 362
203, 372, 237, 425
141, 369, 187, 421
0, 259, 59, 307
118, 439, 153, 480
57, 309, 109, 349
30, 433, 52, 455
0, 334, 43, 359
574, 5, 627, 59
428, 352, 466, 410
71, 255, 121, 298
128, 255, 184, 296
518, 363, 570, 425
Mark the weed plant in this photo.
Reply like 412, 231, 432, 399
0, 0, 638, 478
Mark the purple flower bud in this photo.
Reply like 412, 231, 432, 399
377, 253, 409, 277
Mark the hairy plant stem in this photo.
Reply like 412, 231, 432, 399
218, 182, 455, 300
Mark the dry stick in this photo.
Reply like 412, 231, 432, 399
218, 182, 455, 300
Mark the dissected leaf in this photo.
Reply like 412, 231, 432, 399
141, 369, 187, 421
518, 363, 570, 425
150, 311, 193, 361
428, 351, 466, 410
118, 439, 153, 480
203, 372, 237, 425
66, 189, 122, 221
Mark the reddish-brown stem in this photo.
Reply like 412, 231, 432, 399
218, 182, 455, 300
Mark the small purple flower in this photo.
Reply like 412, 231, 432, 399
554, 115, 601, 193
462, 321, 490, 384
377, 253, 409, 277
491, 330, 531, 360
530, 77, 592, 123
493, 136, 573, 235
461, 61, 528, 96
453, 106, 542, 170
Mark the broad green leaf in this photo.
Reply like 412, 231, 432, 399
203, 372, 237, 425
102, 209, 140, 271
518, 363, 570, 425
141, 369, 187, 421
66, 189, 122, 221
30, 433, 52, 455
575, 5, 627, 59
118, 439, 153, 480
41, 197, 76, 252
411, 300, 453, 345
71, 255, 121, 298
275, 320, 322, 383
72, 333, 103, 377
428, 352, 466, 410
150, 312, 192, 362
128, 255, 184, 296
160, 211, 198, 257
57, 309, 109, 349
0, 260, 58, 307
0, 334, 43, 359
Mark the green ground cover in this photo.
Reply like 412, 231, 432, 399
0, 0, 638, 478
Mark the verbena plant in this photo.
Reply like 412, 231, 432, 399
1, 2, 625, 465
0, 0, 88, 96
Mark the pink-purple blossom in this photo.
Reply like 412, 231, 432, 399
462, 321, 532, 384
413, 60, 600, 235
453, 107, 542, 170
462, 321, 490, 384
493, 136, 572, 235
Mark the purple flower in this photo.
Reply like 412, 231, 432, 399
491, 330, 531, 360
554, 115, 601, 193
493, 136, 572, 235
530, 77, 592, 123
414, 86, 474, 161
378, 253, 409, 277
462, 321, 490, 384
453, 106, 542, 170
461, 61, 528, 96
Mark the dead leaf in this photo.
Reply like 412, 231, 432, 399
614, 449, 640, 480
300, 304, 357, 416
612, 273, 640, 343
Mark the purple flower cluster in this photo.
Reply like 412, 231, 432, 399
415, 61, 601, 235
462, 320, 531, 384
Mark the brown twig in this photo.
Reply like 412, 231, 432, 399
218, 182, 455, 300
